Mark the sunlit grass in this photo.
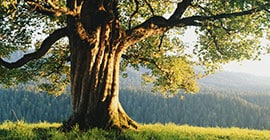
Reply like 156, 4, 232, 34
0, 121, 270, 140
0, 120, 61, 139
139, 123, 270, 140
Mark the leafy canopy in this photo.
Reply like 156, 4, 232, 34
0, 0, 269, 95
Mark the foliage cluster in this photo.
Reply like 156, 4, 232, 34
1, 121, 270, 140
1, 0, 269, 95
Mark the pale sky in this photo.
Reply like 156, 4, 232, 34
223, 37, 270, 77
223, 55, 270, 77
182, 27, 270, 77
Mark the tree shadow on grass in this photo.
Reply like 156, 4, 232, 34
32, 127, 56, 139
0, 128, 54, 140
0, 129, 14, 140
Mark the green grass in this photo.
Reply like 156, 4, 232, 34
0, 121, 270, 140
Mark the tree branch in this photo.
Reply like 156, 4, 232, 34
186, 7, 259, 23
129, 0, 140, 29
26, 0, 77, 17
121, 2, 268, 52
169, 6, 263, 27
207, 29, 224, 55
122, 16, 168, 50
195, 4, 232, 34
168, 0, 193, 21
264, 7, 270, 13
0, 27, 68, 69
144, 0, 155, 16
158, 33, 166, 51
122, 54, 169, 73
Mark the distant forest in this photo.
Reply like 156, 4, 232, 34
1, 68, 270, 129
1, 86, 270, 130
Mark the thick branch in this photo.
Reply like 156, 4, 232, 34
26, 0, 77, 17
168, 0, 193, 21
196, 4, 232, 34
181, 7, 260, 24
122, 16, 168, 50
0, 27, 68, 69
121, 2, 267, 52
168, 6, 264, 27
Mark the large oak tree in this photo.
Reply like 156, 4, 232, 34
0, 0, 269, 130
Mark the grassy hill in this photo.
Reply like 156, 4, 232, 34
0, 121, 270, 140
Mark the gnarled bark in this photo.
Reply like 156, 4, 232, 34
64, 32, 138, 130
63, 0, 138, 130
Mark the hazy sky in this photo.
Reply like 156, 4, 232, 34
223, 38, 270, 77
183, 27, 270, 77
223, 55, 270, 77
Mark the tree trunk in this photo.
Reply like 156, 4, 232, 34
64, 40, 138, 130
62, 0, 138, 130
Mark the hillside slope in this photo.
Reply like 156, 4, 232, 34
198, 71, 270, 93
1, 70, 270, 129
